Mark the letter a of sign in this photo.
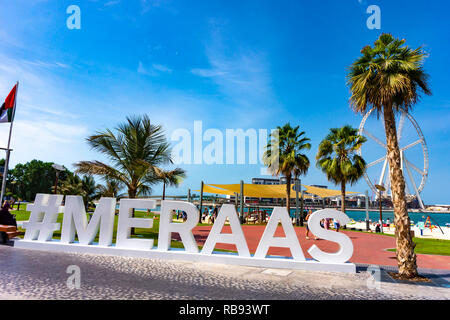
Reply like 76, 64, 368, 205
66, 5, 81, 30
201, 204, 250, 257
254, 207, 305, 261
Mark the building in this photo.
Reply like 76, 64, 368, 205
252, 177, 283, 185
250, 177, 303, 205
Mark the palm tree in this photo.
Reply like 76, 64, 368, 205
264, 123, 311, 213
316, 125, 367, 213
81, 175, 97, 209
59, 174, 97, 210
347, 33, 431, 278
154, 167, 186, 200
95, 178, 124, 198
293, 154, 310, 182
74, 115, 173, 199
59, 174, 83, 195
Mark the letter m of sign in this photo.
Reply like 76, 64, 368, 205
61, 196, 116, 246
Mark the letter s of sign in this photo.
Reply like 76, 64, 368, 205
66, 265, 81, 289
307, 209, 354, 263
66, 5, 81, 30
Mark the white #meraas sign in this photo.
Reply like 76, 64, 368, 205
15, 194, 355, 273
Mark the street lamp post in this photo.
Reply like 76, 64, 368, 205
294, 179, 300, 226
239, 180, 244, 224
199, 181, 204, 224
52, 164, 65, 195
0, 147, 13, 204
365, 190, 370, 231
300, 190, 304, 227
9, 180, 17, 208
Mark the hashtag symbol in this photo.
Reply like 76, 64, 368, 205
23, 194, 64, 242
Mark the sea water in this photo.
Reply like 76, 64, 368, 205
131, 205, 450, 227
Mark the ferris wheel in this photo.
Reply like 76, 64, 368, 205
358, 107, 429, 209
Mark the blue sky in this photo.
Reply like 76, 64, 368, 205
0, 0, 449, 204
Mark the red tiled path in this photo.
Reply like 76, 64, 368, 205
174, 225, 450, 270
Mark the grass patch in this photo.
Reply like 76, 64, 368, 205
387, 237, 450, 256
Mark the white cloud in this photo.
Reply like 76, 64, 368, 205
190, 68, 227, 78
0, 54, 90, 169
140, 0, 166, 14
104, 0, 120, 6
137, 61, 172, 76
152, 63, 172, 74
0, 118, 90, 168
137, 61, 157, 76
189, 22, 281, 127
19, 60, 71, 70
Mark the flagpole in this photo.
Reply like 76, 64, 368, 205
0, 81, 19, 204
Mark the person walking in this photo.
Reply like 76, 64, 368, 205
212, 207, 218, 224
333, 218, 340, 232
324, 218, 330, 230
305, 209, 318, 240
202, 207, 209, 222
207, 206, 213, 224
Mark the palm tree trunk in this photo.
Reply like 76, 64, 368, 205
286, 175, 291, 214
384, 106, 418, 278
129, 188, 137, 236
341, 182, 346, 213
162, 182, 166, 200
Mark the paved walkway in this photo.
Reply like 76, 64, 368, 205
0, 245, 449, 300
178, 225, 450, 270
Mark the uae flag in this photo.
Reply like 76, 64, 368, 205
0, 84, 17, 123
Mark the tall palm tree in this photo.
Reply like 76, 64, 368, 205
264, 123, 311, 213
316, 125, 367, 213
347, 34, 431, 278
154, 167, 186, 200
74, 115, 173, 199
293, 154, 310, 226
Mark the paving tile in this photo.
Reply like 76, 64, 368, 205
261, 269, 292, 276
0, 245, 448, 300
